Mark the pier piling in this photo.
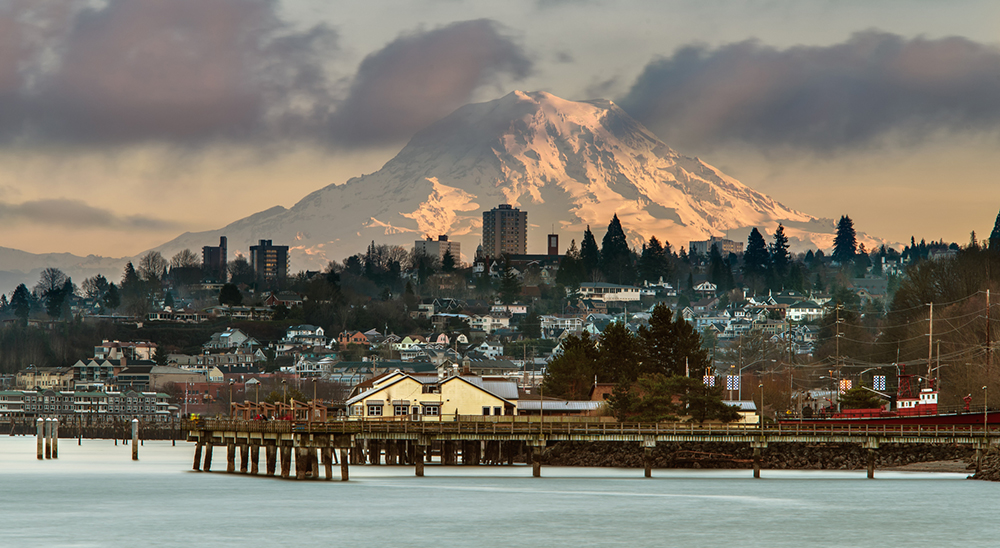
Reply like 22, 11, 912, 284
867, 449, 875, 479
240, 444, 249, 474
44, 418, 52, 459
36, 418, 43, 460
250, 444, 260, 475
204, 444, 213, 472
226, 442, 236, 473
280, 446, 291, 479
752, 447, 761, 479
266, 444, 277, 476
193, 443, 203, 471
340, 448, 349, 481
415, 445, 425, 477
131, 419, 138, 461
323, 448, 333, 480
51, 419, 58, 459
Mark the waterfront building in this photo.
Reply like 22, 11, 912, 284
347, 371, 517, 418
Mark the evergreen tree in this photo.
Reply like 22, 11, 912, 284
441, 250, 456, 272
498, 264, 522, 304
600, 214, 633, 284
708, 244, 727, 291
104, 283, 121, 311
10, 284, 31, 321
990, 210, 1000, 252
832, 215, 857, 263
555, 239, 585, 286
596, 321, 641, 384
542, 334, 599, 399
579, 226, 601, 281
742, 228, 770, 291
770, 224, 790, 281
638, 303, 709, 377
219, 283, 243, 306
639, 236, 670, 284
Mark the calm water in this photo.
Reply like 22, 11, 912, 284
1, 437, 998, 547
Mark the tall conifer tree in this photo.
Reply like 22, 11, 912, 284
580, 226, 601, 281
601, 214, 633, 284
832, 215, 857, 263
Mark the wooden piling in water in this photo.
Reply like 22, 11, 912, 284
280, 446, 291, 479
323, 448, 333, 481
867, 449, 875, 479
51, 419, 58, 459
226, 442, 236, 473
44, 418, 52, 459
295, 448, 306, 480
204, 444, 214, 472
752, 447, 761, 479
415, 445, 425, 477
193, 443, 203, 471
644, 448, 652, 478
265, 444, 277, 476
250, 444, 260, 475
240, 444, 249, 473
131, 419, 138, 461
36, 418, 43, 460
340, 448, 349, 481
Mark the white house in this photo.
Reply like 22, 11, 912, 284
578, 282, 641, 302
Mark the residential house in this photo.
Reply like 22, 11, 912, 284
578, 282, 641, 302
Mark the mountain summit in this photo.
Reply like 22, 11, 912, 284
157, 90, 849, 268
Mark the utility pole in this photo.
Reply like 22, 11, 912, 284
927, 302, 934, 386
835, 305, 841, 411
988, 289, 992, 371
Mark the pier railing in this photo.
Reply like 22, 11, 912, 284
187, 418, 998, 439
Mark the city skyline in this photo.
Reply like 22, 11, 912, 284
0, 1, 998, 258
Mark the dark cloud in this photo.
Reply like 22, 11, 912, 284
330, 19, 532, 146
0, 199, 179, 230
0, 0, 336, 143
618, 31, 1000, 151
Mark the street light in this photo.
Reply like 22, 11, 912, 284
758, 382, 764, 431
228, 379, 234, 418
984, 385, 989, 434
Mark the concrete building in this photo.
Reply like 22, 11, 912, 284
482, 204, 527, 257
249, 239, 289, 283
689, 236, 744, 256
202, 236, 227, 282
414, 235, 461, 264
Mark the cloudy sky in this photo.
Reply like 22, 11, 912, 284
1, 0, 998, 257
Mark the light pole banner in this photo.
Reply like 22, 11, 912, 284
873, 375, 886, 391
703, 375, 715, 387
726, 375, 739, 390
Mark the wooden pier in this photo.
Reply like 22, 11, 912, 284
186, 418, 1000, 480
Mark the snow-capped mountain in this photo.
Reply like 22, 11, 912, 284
154, 90, 867, 268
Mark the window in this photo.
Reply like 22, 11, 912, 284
411, 406, 420, 415
367, 404, 383, 417
393, 405, 408, 416
482, 407, 490, 416
422, 405, 440, 416
494, 407, 502, 416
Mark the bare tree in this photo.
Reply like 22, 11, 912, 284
137, 251, 168, 282
170, 249, 201, 269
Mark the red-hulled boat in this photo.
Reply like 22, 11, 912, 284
780, 366, 1000, 426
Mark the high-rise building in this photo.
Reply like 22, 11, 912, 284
689, 236, 743, 256
202, 236, 227, 282
414, 235, 461, 264
249, 240, 289, 283
482, 204, 527, 257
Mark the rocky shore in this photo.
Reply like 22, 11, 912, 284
969, 447, 1000, 481
536, 441, 977, 473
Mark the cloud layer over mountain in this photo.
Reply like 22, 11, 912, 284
619, 31, 1000, 151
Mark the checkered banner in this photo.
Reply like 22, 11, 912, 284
873, 375, 886, 391
839, 379, 852, 393
726, 375, 740, 390
703, 375, 715, 387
